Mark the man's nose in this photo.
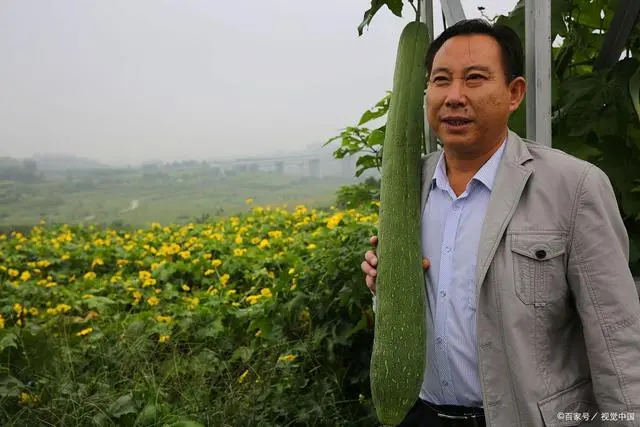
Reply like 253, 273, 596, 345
444, 79, 466, 108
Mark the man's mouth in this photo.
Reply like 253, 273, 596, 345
442, 117, 473, 127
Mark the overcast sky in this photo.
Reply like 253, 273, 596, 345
0, 0, 518, 166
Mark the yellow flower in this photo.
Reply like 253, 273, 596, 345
268, 230, 282, 239
184, 297, 200, 310
307, 243, 317, 250
258, 239, 269, 249
158, 334, 170, 343
326, 212, 345, 230
234, 248, 247, 256
8, 268, 19, 277
235, 235, 243, 244
56, 304, 71, 313
245, 295, 262, 305
91, 258, 104, 268
19, 391, 39, 405
132, 291, 142, 303
0, 314, 4, 328
211, 259, 222, 267
155, 314, 172, 323
182, 284, 190, 291
278, 354, 296, 363
143, 277, 156, 287
245, 197, 254, 204
77, 327, 93, 336
179, 250, 191, 259
238, 369, 250, 383
20, 271, 31, 281
220, 274, 230, 286
158, 242, 181, 256
147, 296, 160, 306
260, 288, 273, 298
83, 271, 96, 280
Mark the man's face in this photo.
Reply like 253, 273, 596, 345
425, 33, 525, 154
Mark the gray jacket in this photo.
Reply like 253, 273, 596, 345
375, 129, 640, 426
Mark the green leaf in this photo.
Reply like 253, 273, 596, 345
630, 63, 640, 122
358, 93, 390, 125
357, 0, 403, 36
385, 0, 403, 17
231, 345, 253, 363
107, 393, 138, 418
0, 332, 18, 353
134, 403, 159, 426
84, 296, 116, 311
496, 0, 525, 42
166, 421, 204, 427
0, 374, 24, 398
576, 0, 613, 29
551, 0, 572, 37
367, 127, 385, 148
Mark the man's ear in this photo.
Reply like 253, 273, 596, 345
508, 76, 527, 113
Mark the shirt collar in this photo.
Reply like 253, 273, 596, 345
432, 136, 507, 192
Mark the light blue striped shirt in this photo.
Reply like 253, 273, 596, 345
419, 138, 506, 407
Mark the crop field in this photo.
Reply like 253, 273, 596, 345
0, 201, 381, 426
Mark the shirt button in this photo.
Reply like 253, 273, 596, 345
436, 337, 443, 344
442, 380, 448, 386
445, 247, 451, 253
439, 290, 446, 298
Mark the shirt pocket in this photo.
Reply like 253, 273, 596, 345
510, 233, 568, 306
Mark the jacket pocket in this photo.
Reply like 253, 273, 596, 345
537, 378, 598, 426
510, 232, 567, 305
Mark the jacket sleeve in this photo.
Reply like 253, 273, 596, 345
566, 164, 640, 424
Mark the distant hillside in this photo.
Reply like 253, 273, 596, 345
31, 153, 111, 171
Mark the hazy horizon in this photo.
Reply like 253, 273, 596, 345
1, 0, 518, 167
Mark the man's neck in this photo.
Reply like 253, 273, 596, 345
443, 136, 505, 196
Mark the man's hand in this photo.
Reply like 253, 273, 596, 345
361, 235, 430, 295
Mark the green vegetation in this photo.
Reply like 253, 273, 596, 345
0, 161, 359, 230
0, 202, 380, 426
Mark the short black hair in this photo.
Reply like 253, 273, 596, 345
425, 18, 524, 83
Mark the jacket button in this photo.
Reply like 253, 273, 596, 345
535, 250, 547, 259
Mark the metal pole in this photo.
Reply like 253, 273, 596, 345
440, 0, 466, 26
420, 0, 439, 153
525, 0, 552, 146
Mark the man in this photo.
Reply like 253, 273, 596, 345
361, 18, 640, 427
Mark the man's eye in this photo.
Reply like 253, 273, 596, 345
467, 74, 486, 80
